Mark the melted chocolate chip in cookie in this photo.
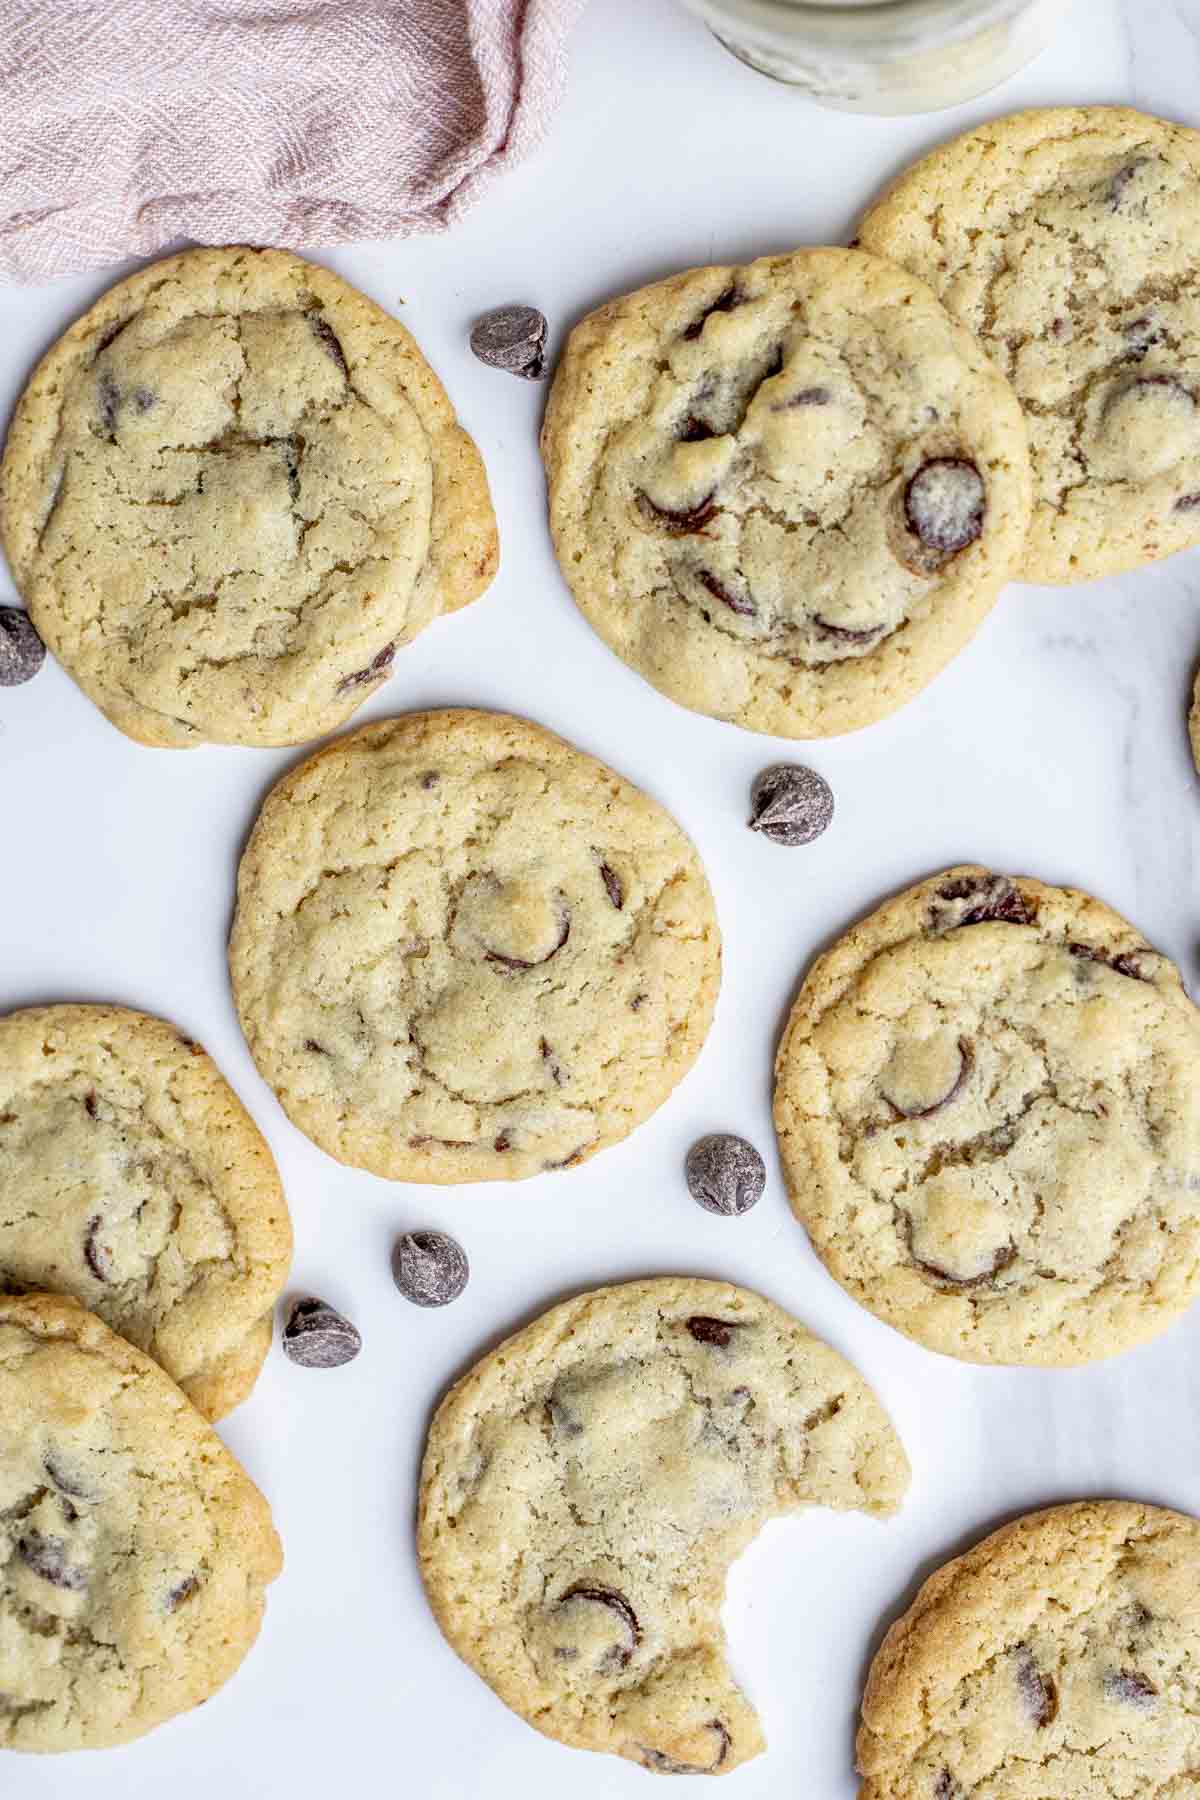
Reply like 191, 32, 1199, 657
17, 1532, 87, 1592
904, 458, 986, 565
1014, 1646, 1059, 1727
556, 1586, 641, 1668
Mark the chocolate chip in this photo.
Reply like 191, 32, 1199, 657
83, 1091, 98, 1119
1108, 373, 1195, 414
1104, 1668, 1157, 1708
309, 313, 350, 380
83, 1216, 111, 1283
683, 285, 740, 340
1124, 315, 1163, 360
557, 1585, 641, 1667
1175, 493, 1200, 514
420, 770, 440, 789
282, 1297, 362, 1368
1068, 943, 1151, 981
600, 863, 623, 909
303, 1039, 328, 1054
1014, 1647, 1058, 1727
748, 763, 834, 847
44, 1455, 90, 1501
774, 385, 832, 409
640, 1721, 731, 1773
934, 1773, 963, 1800
17, 1532, 87, 1591
165, 1574, 201, 1611
132, 387, 156, 413
930, 874, 1033, 932
97, 371, 121, 436
686, 1315, 742, 1348
493, 1130, 513, 1152
636, 489, 719, 534
485, 909, 570, 971
911, 1239, 1017, 1290
904, 458, 985, 561
0, 608, 45, 688
697, 569, 755, 617
469, 304, 547, 379
678, 414, 715, 443
813, 615, 887, 647
392, 1230, 469, 1308
546, 1386, 584, 1438
336, 642, 395, 695
1110, 156, 1151, 211
882, 1038, 973, 1120
685, 1133, 765, 1217
540, 1038, 565, 1086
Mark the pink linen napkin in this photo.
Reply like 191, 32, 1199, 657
0, 0, 582, 284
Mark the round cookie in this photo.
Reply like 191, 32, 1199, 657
0, 1293, 280, 1752
229, 709, 721, 1183
0, 1005, 292, 1419
773, 866, 1200, 1366
542, 247, 1031, 738
418, 1277, 909, 1776
0, 247, 498, 747
858, 106, 1200, 584
858, 1500, 1200, 1800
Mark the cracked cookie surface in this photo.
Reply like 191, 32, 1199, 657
0, 247, 497, 747
418, 1277, 909, 1775
859, 1500, 1200, 1800
0, 1293, 281, 1752
773, 866, 1200, 1365
541, 247, 1031, 738
0, 1005, 292, 1420
858, 106, 1200, 584
229, 710, 720, 1182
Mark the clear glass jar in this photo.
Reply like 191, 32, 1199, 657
678, 0, 1070, 113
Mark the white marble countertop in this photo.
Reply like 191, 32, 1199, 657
3, 2, 1200, 1796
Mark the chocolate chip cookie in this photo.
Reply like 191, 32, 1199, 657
0, 1005, 292, 1418
858, 107, 1200, 584
542, 247, 1031, 737
230, 710, 721, 1182
0, 247, 498, 747
774, 866, 1200, 1365
0, 1293, 281, 1751
859, 1500, 1200, 1800
418, 1277, 909, 1776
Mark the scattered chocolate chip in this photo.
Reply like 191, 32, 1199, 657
282, 1297, 362, 1368
1108, 373, 1195, 414
683, 285, 740, 340
930, 874, 1033, 932
600, 863, 623, 909
678, 414, 715, 443
392, 1230, 469, 1308
83, 1216, 111, 1283
83, 1091, 98, 1119
165, 1574, 201, 1611
748, 763, 834, 847
774, 385, 832, 410
1068, 943, 1151, 981
636, 489, 719, 534
1109, 156, 1151, 211
813, 615, 887, 647
0, 608, 45, 688
542, 1146, 587, 1172
309, 313, 350, 379
283, 437, 302, 503
630, 993, 647, 1011
934, 1772, 962, 1800
686, 1315, 742, 1348
904, 458, 985, 561
882, 1038, 973, 1120
546, 1385, 584, 1438
17, 1532, 87, 1592
685, 1133, 765, 1217
485, 909, 570, 972
1175, 493, 1200, 514
540, 1039, 565, 1086
1014, 1647, 1058, 1727
1104, 1668, 1157, 1708
557, 1585, 641, 1666
470, 304, 547, 379
420, 770, 440, 789
494, 1130, 513, 1152
336, 642, 395, 696
641, 1721, 731, 1773
303, 1038, 328, 1055
697, 569, 755, 618
132, 387, 156, 413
